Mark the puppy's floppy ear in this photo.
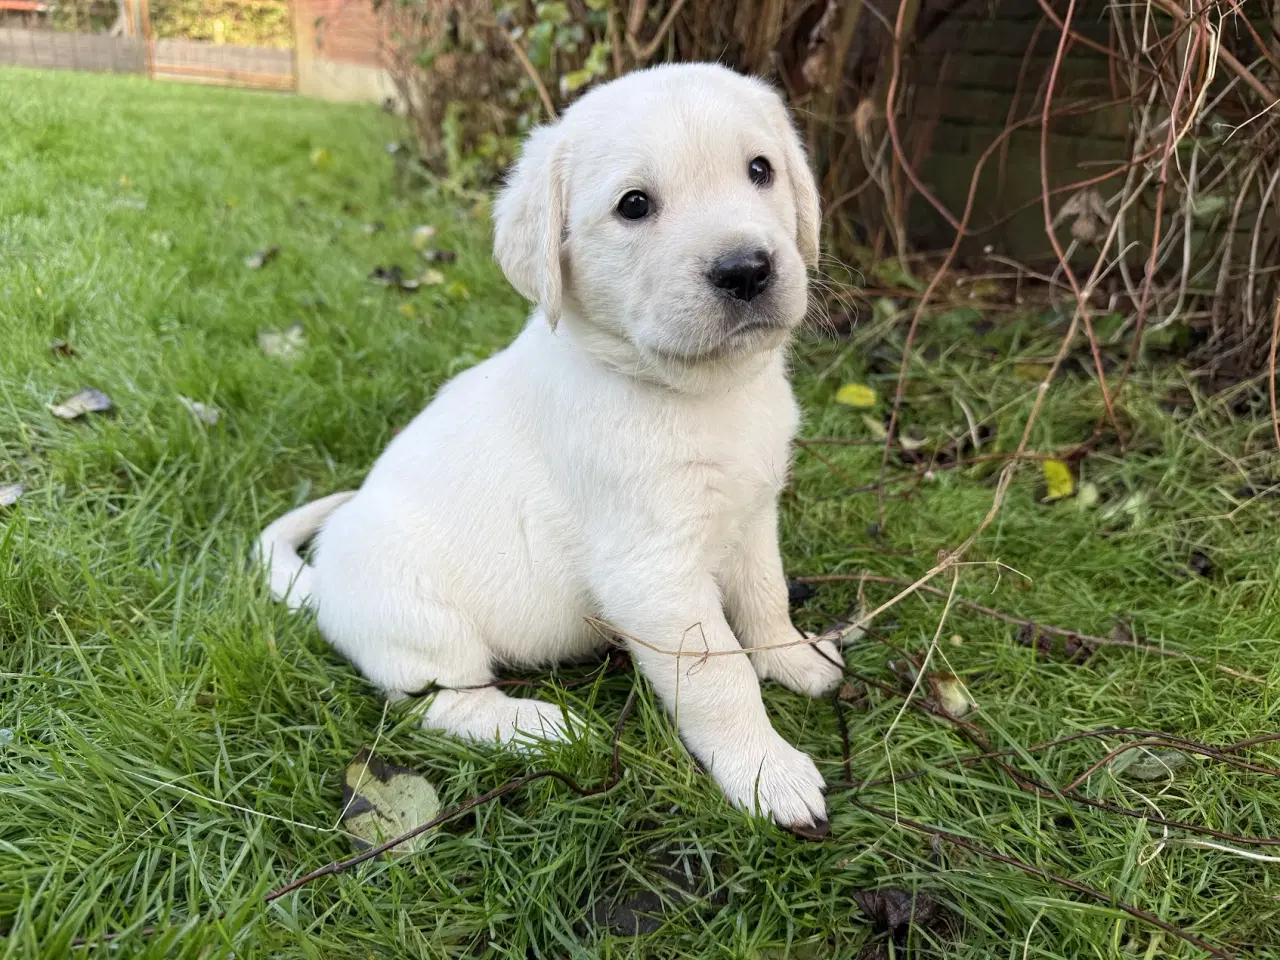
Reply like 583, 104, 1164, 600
493, 123, 567, 325
774, 106, 822, 270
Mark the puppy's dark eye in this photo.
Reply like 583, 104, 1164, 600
617, 190, 651, 221
748, 157, 772, 186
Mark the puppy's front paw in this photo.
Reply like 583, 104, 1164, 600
754, 632, 843, 697
709, 733, 827, 831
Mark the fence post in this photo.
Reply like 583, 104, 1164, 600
137, 0, 153, 78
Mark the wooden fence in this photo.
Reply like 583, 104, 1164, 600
0, 0, 295, 91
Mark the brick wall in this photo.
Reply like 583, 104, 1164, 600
907, 0, 1123, 260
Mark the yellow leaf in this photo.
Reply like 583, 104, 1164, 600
1041, 459, 1075, 501
310, 147, 332, 169
835, 383, 878, 407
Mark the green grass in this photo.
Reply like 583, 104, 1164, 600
2, 68, 1279, 959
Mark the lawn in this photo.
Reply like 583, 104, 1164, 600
2, 68, 1279, 959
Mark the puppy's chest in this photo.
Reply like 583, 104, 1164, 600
678, 424, 791, 521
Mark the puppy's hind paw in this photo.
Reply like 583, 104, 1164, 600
421, 688, 582, 753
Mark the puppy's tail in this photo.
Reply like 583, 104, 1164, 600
256, 491, 356, 611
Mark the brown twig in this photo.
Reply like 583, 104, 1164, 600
1061, 735, 1280, 793
846, 799, 1237, 959
1037, 0, 1118, 436
792, 573, 1268, 685
499, 25, 557, 120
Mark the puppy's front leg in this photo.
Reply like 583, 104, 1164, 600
721, 501, 843, 697
591, 561, 827, 829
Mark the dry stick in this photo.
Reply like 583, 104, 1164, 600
625, 0, 687, 62
829, 666, 1280, 848
500, 26, 557, 120
263, 688, 638, 904
872, 88, 1111, 528
845, 728, 1280, 792
1107, 10, 1204, 413
845, 799, 1236, 960
792, 573, 1267, 685
1152, 0, 1279, 105
1037, 0, 1118, 436
1061, 736, 1280, 794
1270, 298, 1280, 453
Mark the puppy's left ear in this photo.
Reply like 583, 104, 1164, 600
493, 123, 568, 325
776, 109, 822, 270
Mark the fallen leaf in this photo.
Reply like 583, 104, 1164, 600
838, 680, 868, 705
411, 224, 438, 249
1016, 622, 1096, 664
341, 749, 441, 855
1013, 362, 1052, 382
49, 388, 112, 420
50, 340, 76, 358
309, 147, 332, 169
1111, 747, 1192, 781
1041, 459, 1075, 501
836, 383, 878, 408
397, 302, 417, 318
179, 396, 220, 425
258, 323, 306, 361
421, 248, 457, 264
861, 414, 888, 441
1076, 481, 1100, 509
933, 673, 975, 718
949, 634, 963, 646
244, 246, 280, 270
854, 889, 949, 944
369, 265, 422, 291
445, 281, 470, 300
1099, 490, 1148, 527
0, 483, 25, 507
420, 268, 445, 286
362, 221, 385, 235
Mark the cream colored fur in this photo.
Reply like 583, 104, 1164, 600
257, 63, 842, 830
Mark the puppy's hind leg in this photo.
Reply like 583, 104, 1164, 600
372, 603, 580, 751
422, 686, 580, 751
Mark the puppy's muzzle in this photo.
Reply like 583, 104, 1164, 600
708, 248, 772, 303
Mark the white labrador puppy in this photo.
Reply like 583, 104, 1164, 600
257, 63, 843, 831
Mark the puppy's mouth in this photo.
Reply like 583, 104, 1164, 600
646, 306, 792, 365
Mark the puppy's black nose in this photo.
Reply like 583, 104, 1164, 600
708, 249, 772, 302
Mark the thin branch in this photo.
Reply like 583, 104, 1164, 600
846, 799, 1237, 959
264, 688, 638, 903
792, 574, 1267, 684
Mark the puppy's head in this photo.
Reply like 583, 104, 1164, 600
494, 64, 820, 371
